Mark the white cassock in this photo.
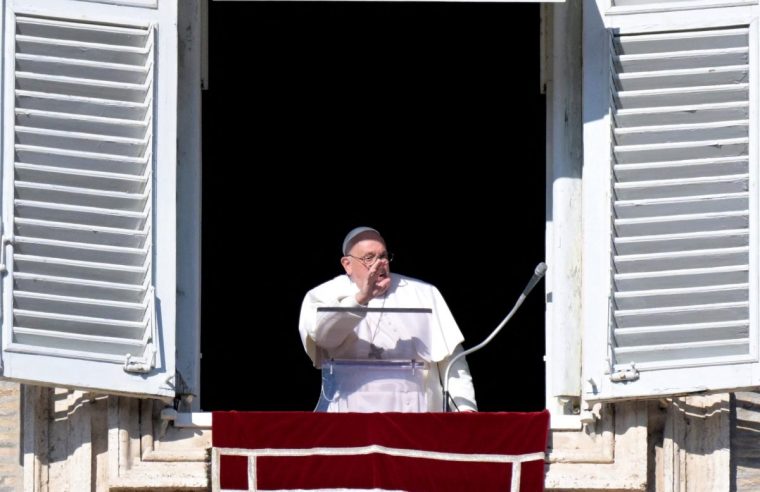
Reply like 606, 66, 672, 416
299, 273, 477, 412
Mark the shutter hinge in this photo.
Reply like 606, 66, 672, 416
124, 346, 156, 374
124, 286, 157, 374
610, 362, 640, 383
0, 235, 14, 273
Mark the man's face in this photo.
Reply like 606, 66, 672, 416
342, 234, 391, 285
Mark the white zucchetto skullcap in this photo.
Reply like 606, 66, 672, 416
342, 226, 381, 255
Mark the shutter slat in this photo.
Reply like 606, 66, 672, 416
614, 193, 748, 218
615, 174, 748, 197
614, 229, 748, 254
616, 65, 748, 91
15, 16, 149, 47
16, 145, 148, 174
16, 36, 149, 65
615, 138, 748, 163
14, 236, 148, 266
14, 218, 148, 248
614, 320, 749, 345
14, 272, 147, 303
14, 291, 147, 321
15, 35, 150, 55
15, 184, 148, 212
616, 337, 749, 353
16, 109, 149, 138
15, 163, 148, 193
612, 28, 748, 55
15, 201, 147, 229
614, 211, 748, 236
613, 246, 747, 273
15, 54, 149, 84
615, 102, 749, 127
613, 339, 749, 364
13, 309, 146, 338
614, 157, 748, 181
14, 254, 148, 284
16, 127, 149, 156
614, 301, 748, 328
614, 283, 748, 309
614, 265, 749, 291
13, 327, 145, 356
615, 47, 749, 72
16, 73, 150, 103
614, 120, 748, 145
16, 90, 149, 120
617, 84, 748, 109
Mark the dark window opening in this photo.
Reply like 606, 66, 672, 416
201, 2, 545, 412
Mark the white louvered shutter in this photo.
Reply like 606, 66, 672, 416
0, 0, 177, 397
583, 3, 760, 401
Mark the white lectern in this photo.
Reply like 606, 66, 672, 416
317, 359, 429, 412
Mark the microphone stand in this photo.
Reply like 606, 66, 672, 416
442, 262, 548, 412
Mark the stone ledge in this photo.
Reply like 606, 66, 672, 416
545, 401, 648, 491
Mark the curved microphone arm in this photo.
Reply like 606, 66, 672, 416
442, 262, 548, 412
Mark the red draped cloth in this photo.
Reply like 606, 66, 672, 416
212, 411, 549, 492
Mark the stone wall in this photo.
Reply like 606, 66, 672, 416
0, 382, 20, 492
20, 386, 210, 491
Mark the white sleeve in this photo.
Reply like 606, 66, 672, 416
440, 344, 478, 412
427, 285, 465, 362
299, 279, 365, 365
312, 295, 365, 349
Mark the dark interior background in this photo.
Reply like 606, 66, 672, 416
200, 1, 546, 412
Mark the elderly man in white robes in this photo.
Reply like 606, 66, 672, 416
299, 226, 477, 412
